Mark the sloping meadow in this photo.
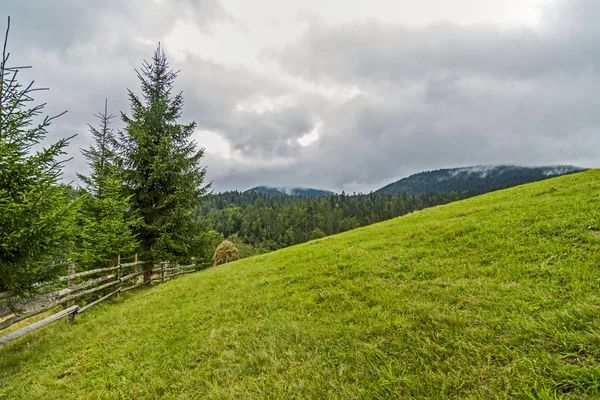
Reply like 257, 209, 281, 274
1, 170, 599, 399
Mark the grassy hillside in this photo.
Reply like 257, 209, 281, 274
1, 170, 600, 399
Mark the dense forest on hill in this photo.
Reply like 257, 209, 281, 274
376, 165, 585, 195
199, 190, 463, 253
202, 165, 586, 255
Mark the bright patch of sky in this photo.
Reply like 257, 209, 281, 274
297, 122, 322, 147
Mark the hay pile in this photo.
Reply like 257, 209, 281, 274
212, 240, 240, 266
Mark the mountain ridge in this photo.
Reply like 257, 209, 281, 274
375, 164, 586, 195
246, 165, 586, 197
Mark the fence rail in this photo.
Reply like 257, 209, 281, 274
0, 257, 195, 345
0, 291, 15, 301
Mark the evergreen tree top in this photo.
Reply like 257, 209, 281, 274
125, 43, 185, 126
78, 99, 119, 198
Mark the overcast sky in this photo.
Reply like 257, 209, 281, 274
1, 0, 598, 193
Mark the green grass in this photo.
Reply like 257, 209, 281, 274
2, 171, 600, 399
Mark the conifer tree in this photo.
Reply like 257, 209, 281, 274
75, 100, 137, 270
121, 45, 210, 282
0, 18, 79, 294
78, 100, 120, 199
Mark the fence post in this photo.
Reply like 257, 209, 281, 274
116, 254, 121, 298
134, 253, 138, 285
66, 261, 76, 323
161, 262, 166, 283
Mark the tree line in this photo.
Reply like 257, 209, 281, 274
0, 19, 209, 296
200, 190, 464, 254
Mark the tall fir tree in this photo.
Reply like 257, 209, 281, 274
0, 18, 79, 294
121, 44, 210, 282
75, 100, 137, 271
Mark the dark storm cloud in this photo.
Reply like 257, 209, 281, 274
1, 0, 600, 192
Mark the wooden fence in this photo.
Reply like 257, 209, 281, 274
0, 256, 196, 345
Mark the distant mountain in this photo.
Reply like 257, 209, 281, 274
246, 186, 334, 197
375, 165, 586, 195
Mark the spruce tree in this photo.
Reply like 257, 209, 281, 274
78, 100, 120, 199
121, 45, 210, 282
0, 18, 79, 294
75, 100, 137, 270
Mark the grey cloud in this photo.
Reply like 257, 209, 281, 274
240, 0, 600, 191
273, 2, 600, 86
176, 55, 318, 158
225, 107, 315, 157
0, 0, 228, 50
0, 0, 230, 183
3, 0, 600, 193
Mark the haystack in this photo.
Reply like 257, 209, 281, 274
213, 240, 240, 266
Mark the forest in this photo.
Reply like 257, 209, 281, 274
200, 190, 464, 255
